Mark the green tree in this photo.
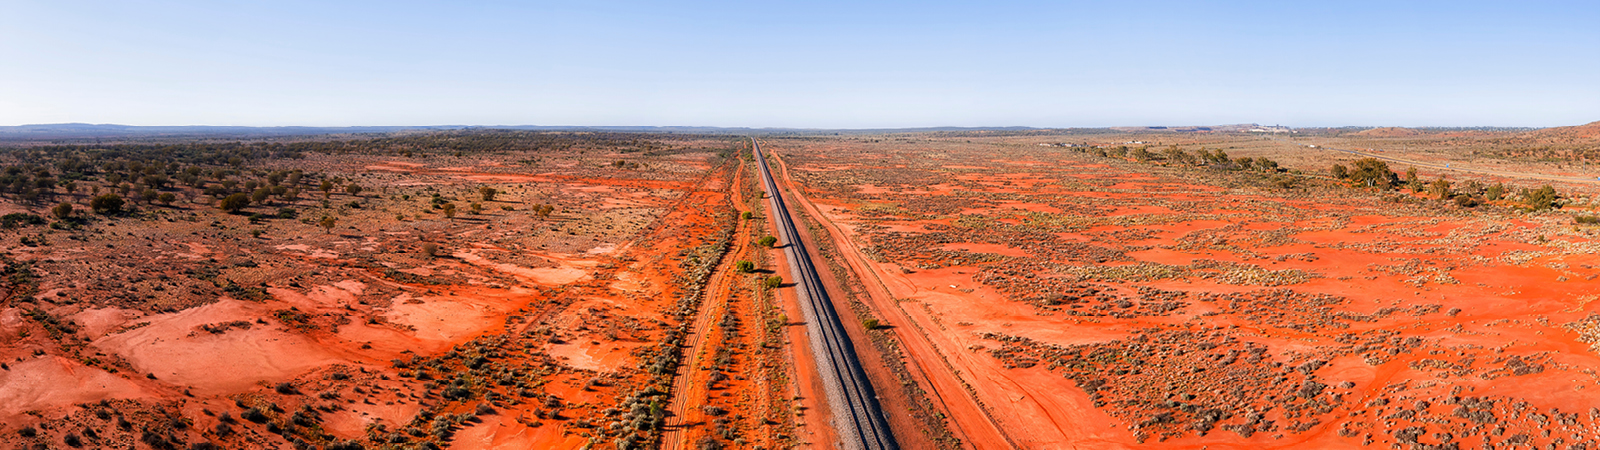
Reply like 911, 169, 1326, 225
220, 193, 251, 213
1522, 185, 1560, 211
1330, 164, 1349, 179
251, 188, 270, 205
1429, 177, 1452, 199
1162, 146, 1190, 164
763, 276, 783, 289
157, 193, 176, 206
757, 235, 778, 247
51, 202, 73, 220
1129, 147, 1155, 162
442, 202, 457, 219
90, 194, 123, 215
470, 202, 483, 214
735, 260, 755, 273
479, 186, 497, 201
1486, 183, 1506, 201
318, 215, 337, 233
1346, 158, 1398, 189
345, 183, 363, 196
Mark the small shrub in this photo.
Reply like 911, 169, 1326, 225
763, 276, 783, 289
757, 236, 777, 247
327, 441, 364, 450
734, 260, 755, 273
861, 318, 881, 330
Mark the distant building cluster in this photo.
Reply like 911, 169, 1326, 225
1249, 125, 1294, 133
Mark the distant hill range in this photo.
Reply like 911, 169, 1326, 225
1110, 124, 1272, 133
1525, 121, 1600, 139
0, 123, 1059, 142
1334, 122, 1598, 140
1354, 127, 1425, 137
1, 122, 1592, 142
0, 123, 460, 141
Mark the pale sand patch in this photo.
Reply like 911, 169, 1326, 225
609, 271, 644, 292
69, 307, 146, 338
452, 251, 589, 285
93, 299, 342, 394
0, 356, 147, 417
275, 244, 338, 258
270, 281, 367, 310
451, 414, 586, 450
320, 397, 425, 440
383, 296, 493, 343
547, 340, 642, 372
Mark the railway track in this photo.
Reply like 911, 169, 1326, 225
752, 138, 899, 450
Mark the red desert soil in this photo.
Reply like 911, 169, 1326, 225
0, 132, 795, 450
9, 128, 1600, 449
762, 133, 1600, 449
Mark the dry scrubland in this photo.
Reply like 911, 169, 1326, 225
5, 124, 1600, 450
765, 124, 1600, 449
0, 131, 799, 450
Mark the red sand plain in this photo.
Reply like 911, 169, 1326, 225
0, 138, 794, 450
768, 136, 1600, 449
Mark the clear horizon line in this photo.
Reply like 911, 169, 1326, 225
1, 121, 1591, 130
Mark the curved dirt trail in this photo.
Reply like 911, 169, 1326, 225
661, 156, 753, 450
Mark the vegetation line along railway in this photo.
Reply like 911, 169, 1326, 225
752, 138, 900, 450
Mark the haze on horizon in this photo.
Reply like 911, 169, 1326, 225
1, 0, 1596, 129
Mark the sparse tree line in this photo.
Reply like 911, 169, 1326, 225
1329, 158, 1564, 211
1078, 144, 1284, 173
1071, 144, 1298, 188
1066, 142, 1584, 218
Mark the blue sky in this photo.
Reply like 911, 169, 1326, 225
1, 1, 1596, 128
